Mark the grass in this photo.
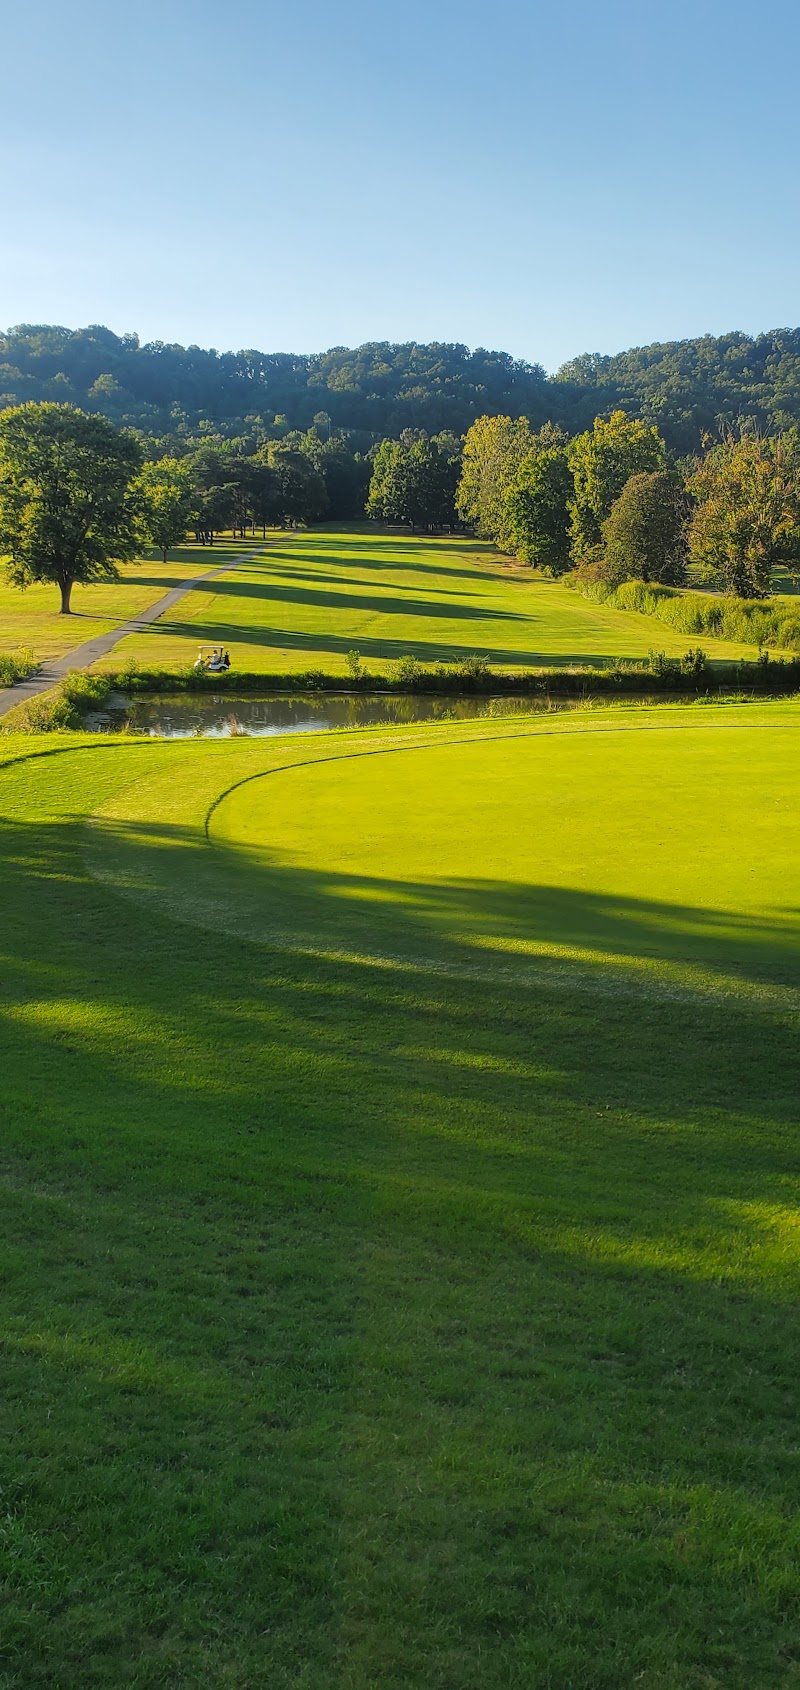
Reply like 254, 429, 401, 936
1, 702, 800, 1686
97, 529, 763, 675
0, 540, 261, 665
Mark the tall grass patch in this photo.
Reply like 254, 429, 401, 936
568, 574, 800, 650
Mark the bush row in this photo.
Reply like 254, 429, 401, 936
567, 575, 800, 649
0, 672, 114, 734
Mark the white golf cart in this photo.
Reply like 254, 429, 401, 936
193, 646, 231, 674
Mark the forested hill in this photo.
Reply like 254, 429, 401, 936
0, 328, 548, 443
554, 330, 800, 450
4, 322, 800, 450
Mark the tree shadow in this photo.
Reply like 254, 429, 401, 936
3, 801, 800, 1682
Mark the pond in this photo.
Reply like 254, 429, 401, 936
117, 692, 585, 739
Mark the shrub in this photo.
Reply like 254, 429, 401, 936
345, 650, 365, 681
396, 655, 422, 687
679, 647, 709, 676
0, 647, 36, 687
456, 653, 490, 680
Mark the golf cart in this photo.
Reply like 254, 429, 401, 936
193, 646, 231, 674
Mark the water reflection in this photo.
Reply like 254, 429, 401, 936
122, 692, 579, 739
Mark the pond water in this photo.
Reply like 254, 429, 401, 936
119, 692, 583, 739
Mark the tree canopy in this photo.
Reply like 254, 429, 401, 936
601, 472, 689, 587
687, 433, 800, 596
567, 411, 667, 562
0, 402, 142, 612
367, 431, 461, 530
7, 323, 800, 452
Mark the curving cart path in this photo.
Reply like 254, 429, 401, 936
0, 541, 278, 719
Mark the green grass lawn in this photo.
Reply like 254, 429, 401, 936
101, 529, 761, 674
0, 540, 260, 665
2, 702, 799, 1686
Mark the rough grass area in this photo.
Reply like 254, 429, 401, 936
100, 529, 761, 675
0, 541, 259, 663
1, 704, 799, 1686
569, 573, 800, 651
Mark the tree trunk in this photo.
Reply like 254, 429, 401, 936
59, 579, 73, 614
162, 548, 168, 563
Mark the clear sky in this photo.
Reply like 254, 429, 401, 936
3, 0, 799, 370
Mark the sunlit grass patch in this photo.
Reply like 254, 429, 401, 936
107, 527, 761, 675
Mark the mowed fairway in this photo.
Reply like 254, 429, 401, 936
2, 704, 800, 1687
104, 528, 760, 673
0, 541, 263, 666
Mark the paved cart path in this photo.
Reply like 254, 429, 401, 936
0, 541, 280, 719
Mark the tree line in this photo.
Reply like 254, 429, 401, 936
452, 409, 800, 598
2, 395, 799, 617
8, 323, 800, 452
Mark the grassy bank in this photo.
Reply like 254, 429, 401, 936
5, 652, 800, 735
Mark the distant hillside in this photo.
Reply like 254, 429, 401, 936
3, 322, 800, 450
554, 330, 800, 451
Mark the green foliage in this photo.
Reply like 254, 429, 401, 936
456, 415, 532, 545
395, 654, 422, 686
554, 327, 800, 451
133, 456, 194, 560
345, 649, 364, 680
0, 402, 143, 612
502, 440, 573, 573
646, 646, 708, 680
688, 432, 800, 596
367, 430, 461, 529
567, 410, 667, 562
601, 471, 690, 586
0, 327, 550, 444
0, 670, 112, 733
0, 646, 36, 686
262, 445, 328, 527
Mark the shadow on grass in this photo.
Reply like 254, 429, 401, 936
197, 575, 526, 623
1, 804, 800, 1684
137, 615, 616, 668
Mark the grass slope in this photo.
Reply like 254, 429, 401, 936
1, 704, 799, 1687
104, 529, 760, 675
0, 541, 260, 665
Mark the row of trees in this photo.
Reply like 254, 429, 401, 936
456, 409, 800, 597
3, 395, 799, 616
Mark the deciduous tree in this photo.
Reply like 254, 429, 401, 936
456, 415, 531, 547
567, 411, 667, 561
688, 432, 800, 596
501, 426, 572, 573
0, 402, 142, 613
601, 471, 689, 586
133, 456, 194, 561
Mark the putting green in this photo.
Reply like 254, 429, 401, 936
84, 705, 800, 995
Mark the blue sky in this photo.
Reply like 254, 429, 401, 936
3, 0, 799, 369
